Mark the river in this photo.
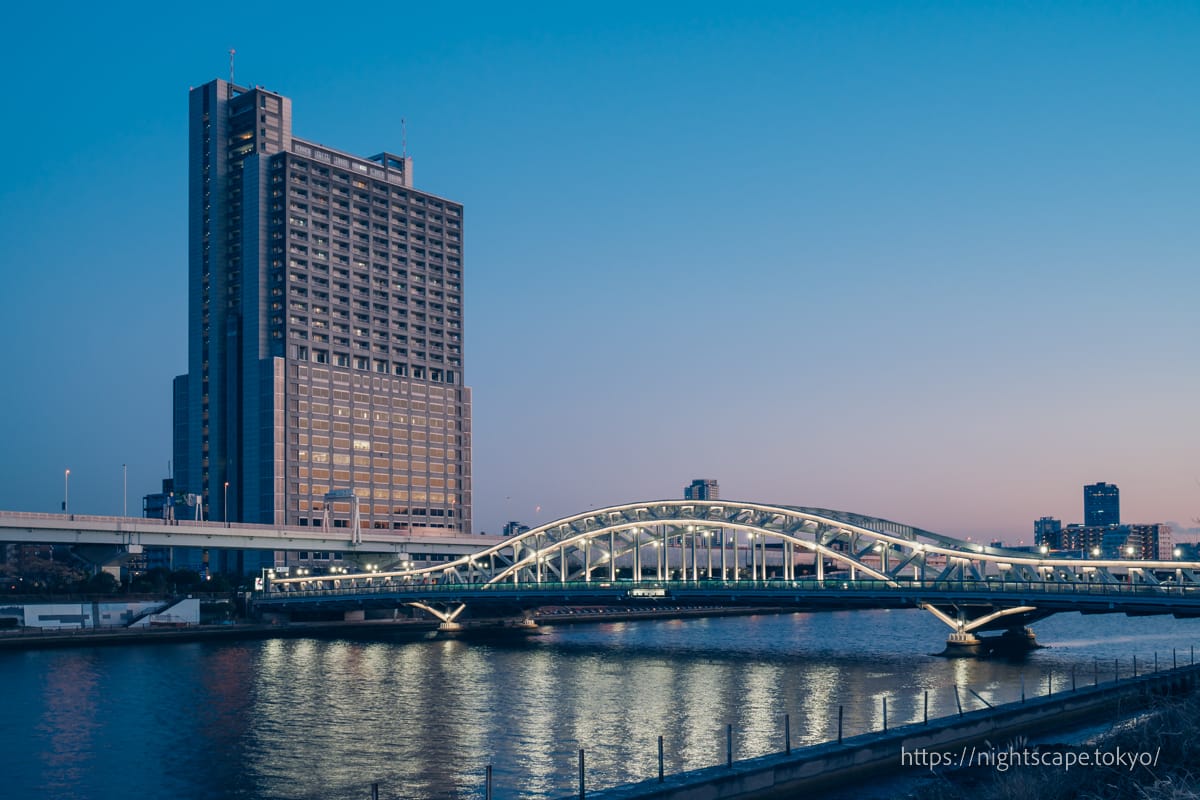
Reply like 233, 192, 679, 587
3, 609, 1197, 799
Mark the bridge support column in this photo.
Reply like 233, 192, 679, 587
942, 631, 984, 657
924, 603, 1042, 658
993, 627, 1040, 655
943, 627, 1039, 657
437, 618, 537, 637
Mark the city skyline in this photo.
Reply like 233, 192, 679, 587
0, 2, 1197, 541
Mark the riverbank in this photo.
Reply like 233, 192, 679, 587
0, 605, 786, 650
576, 661, 1200, 800
918, 690, 1200, 800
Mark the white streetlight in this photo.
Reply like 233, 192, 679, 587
224, 481, 230, 527
63, 469, 70, 515
122, 464, 128, 518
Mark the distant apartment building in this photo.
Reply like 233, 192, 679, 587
684, 479, 719, 501
1125, 523, 1173, 561
1084, 482, 1120, 527
1175, 543, 1200, 560
1034, 517, 1063, 549
173, 78, 471, 534
502, 521, 531, 538
1047, 523, 1172, 560
1034, 482, 1170, 560
142, 478, 175, 522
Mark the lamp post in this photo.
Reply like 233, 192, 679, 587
63, 469, 70, 515
123, 464, 127, 518
224, 481, 230, 528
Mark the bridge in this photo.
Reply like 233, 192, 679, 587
257, 499, 1200, 654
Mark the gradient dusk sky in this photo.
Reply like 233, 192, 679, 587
0, 1, 1197, 542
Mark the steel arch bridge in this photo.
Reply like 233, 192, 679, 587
260, 499, 1200, 653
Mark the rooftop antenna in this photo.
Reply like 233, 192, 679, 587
229, 48, 236, 86
401, 117, 407, 158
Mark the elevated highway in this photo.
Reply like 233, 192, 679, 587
0, 510, 504, 564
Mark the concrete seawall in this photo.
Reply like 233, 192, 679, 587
580, 663, 1200, 800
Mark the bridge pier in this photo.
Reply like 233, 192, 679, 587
436, 618, 540, 639
992, 627, 1040, 656
941, 627, 1040, 658
942, 632, 984, 657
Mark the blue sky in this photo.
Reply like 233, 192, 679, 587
0, 1, 1197, 541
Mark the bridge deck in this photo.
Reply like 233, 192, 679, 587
255, 578, 1200, 619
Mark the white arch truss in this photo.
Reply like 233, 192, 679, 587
266, 499, 1200, 634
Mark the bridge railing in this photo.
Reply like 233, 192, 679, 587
0, 509, 482, 541
0, 509, 296, 529
257, 576, 1200, 602
1, 509, 335, 532
0, 510, 136, 524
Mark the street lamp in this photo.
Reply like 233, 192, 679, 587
63, 469, 70, 515
224, 481, 230, 527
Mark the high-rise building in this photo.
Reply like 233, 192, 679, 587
1084, 482, 1119, 527
174, 78, 471, 533
1033, 517, 1063, 549
684, 479, 719, 501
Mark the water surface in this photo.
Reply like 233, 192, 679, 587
2, 609, 1196, 799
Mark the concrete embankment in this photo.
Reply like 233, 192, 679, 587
580, 664, 1200, 800
0, 618, 443, 650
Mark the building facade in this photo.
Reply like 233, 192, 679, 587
1084, 482, 1120, 527
1125, 523, 1173, 561
174, 78, 471, 532
1042, 523, 1172, 560
684, 479, 719, 501
1033, 516, 1063, 549
502, 521, 531, 538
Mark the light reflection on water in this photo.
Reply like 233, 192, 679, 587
1, 609, 1198, 800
